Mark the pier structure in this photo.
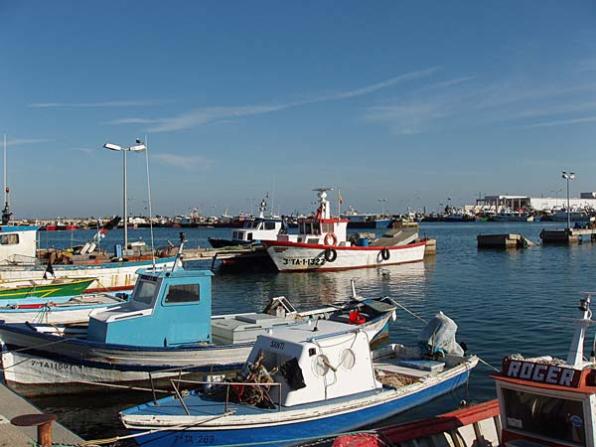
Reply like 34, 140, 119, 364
0, 383, 82, 446
540, 228, 596, 244
477, 233, 535, 249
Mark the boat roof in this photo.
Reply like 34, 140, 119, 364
263, 319, 358, 344
0, 225, 38, 233
137, 266, 214, 280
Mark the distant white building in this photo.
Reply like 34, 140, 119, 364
475, 194, 596, 212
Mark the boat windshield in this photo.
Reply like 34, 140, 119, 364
502, 388, 586, 446
132, 279, 158, 306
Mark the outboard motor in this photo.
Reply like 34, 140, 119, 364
418, 311, 464, 357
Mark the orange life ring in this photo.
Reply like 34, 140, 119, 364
324, 233, 338, 246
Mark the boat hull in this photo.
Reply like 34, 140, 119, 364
122, 360, 476, 447
265, 241, 426, 272
0, 258, 175, 293
0, 313, 390, 396
0, 278, 95, 303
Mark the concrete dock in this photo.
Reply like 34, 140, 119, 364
540, 228, 596, 244
0, 383, 83, 446
477, 234, 535, 249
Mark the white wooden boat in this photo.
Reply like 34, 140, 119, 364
120, 314, 477, 447
264, 189, 426, 272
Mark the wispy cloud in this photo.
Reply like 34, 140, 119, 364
522, 115, 596, 129
29, 100, 164, 108
110, 68, 440, 133
68, 147, 97, 155
153, 153, 213, 170
5, 138, 52, 146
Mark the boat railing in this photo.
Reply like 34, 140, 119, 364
168, 378, 283, 415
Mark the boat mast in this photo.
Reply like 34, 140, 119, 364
2, 134, 11, 225
567, 294, 594, 368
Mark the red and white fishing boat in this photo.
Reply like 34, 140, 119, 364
330, 293, 596, 447
263, 188, 426, 272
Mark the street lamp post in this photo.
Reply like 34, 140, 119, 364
561, 171, 576, 231
104, 140, 146, 251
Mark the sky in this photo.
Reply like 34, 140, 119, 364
2, 1, 596, 218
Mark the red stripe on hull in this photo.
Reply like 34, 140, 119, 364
263, 240, 427, 251
277, 258, 424, 273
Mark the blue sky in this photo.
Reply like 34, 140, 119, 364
2, 1, 596, 217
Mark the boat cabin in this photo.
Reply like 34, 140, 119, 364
0, 226, 38, 264
231, 217, 283, 243
247, 320, 381, 407
277, 189, 349, 246
87, 267, 213, 347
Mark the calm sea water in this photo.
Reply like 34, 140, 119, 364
28, 222, 596, 441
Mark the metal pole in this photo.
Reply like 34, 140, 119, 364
567, 177, 571, 231
3, 134, 6, 206
123, 149, 128, 250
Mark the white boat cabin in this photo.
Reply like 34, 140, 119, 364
231, 217, 283, 243
0, 226, 38, 264
277, 189, 349, 246
247, 319, 381, 407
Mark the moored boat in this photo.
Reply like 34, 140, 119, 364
0, 292, 128, 325
0, 263, 396, 396
264, 189, 426, 272
119, 312, 477, 447
328, 293, 596, 447
0, 277, 96, 305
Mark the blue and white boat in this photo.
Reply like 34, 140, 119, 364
120, 313, 478, 447
0, 264, 396, 396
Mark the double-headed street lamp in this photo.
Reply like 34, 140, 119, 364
104, 139, 147, 251
561, 171, 576, 231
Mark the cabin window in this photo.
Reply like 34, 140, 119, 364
502, 388, 586, 445
133, 279, 157, 305
165, 284, 200, 304
265, 221, 276, 230
0, 233, 19, 245
247, 233, 253, 241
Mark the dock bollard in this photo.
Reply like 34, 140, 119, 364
11, 413, 57, 447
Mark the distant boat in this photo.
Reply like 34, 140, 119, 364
490, 209, 534, 222
264, 189, 426, 272
209, 195, 285, 248
342, 208, 392, 229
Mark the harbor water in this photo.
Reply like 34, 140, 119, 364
28, 221, 595, 441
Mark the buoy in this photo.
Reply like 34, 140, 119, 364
324, 232, 338, 246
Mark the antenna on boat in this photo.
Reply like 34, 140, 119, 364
567, 292, 596, 367
142, 135, 156, 270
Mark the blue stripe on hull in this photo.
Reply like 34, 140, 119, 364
130, 369, 470, 447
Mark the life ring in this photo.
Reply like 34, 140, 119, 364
324, 248, 337, 263
381, 248, 390, 261
324, 233, 338, 246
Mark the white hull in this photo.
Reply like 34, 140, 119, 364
0, 312, 389, 396
0, 258, 175, 292
266, 242, 426, 272
0, 307, 108, 325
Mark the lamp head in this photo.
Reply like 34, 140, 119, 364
103, 143, 122, 151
